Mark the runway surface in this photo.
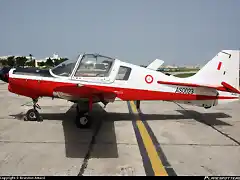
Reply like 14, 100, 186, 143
0, 83, 239, 176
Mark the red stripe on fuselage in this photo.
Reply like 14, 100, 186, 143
8, 77, 238, 101
157, 81, 227, 91
85, 84, 237, 100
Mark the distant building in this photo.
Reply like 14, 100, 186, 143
0, 53, 63, 67
0, 55, 10, 59
35, 53, 62, 67
0, 55, 36, 60
45, 53, 61, 60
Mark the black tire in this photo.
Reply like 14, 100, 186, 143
204, 106, 211, 109
25, 109, 40, 121
76, 104, 80, 112
75, 113, 91, 129
136, 100, 140, 109
203, 104, 212, 109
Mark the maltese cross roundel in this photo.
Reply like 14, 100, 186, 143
145, 75, 153, 84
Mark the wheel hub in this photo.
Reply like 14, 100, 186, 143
29, 112, 36, 118
79, 116, 88, 125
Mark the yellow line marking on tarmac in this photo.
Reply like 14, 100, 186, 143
129, 101, 168, 176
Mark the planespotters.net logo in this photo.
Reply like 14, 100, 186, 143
204, 177, 240, 180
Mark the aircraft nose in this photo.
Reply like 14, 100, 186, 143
0, 67, 10, 83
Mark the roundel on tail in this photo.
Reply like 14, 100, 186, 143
145, 75, 153, 84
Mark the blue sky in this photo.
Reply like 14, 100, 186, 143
0, 0, 239, 66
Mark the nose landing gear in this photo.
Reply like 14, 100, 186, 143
75, 100, 92, 129
75, 103, 92, 129
23, 98, 42, 122
75, 111, 91, 129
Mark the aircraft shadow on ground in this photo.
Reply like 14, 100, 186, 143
175, 110, 232, 126
137, 109, 232, 126
9, 103, 232, 158
10, 103, 119, 159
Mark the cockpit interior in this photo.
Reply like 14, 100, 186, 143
50, 54, 115, 78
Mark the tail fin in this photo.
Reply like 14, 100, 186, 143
147, 59, 164, 70
189, 50, 240, 89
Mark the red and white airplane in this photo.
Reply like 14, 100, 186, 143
0, 50, 239, 128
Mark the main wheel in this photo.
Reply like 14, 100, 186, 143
24, 109, 40, 121
75, 113, 92, 129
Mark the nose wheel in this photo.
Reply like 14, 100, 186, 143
75, 103, 92, 128
24, 109, 41, 121
23, 98, 43, 122
75, 112, 91, 128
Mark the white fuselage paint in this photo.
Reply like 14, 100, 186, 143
8, 56, 239, 109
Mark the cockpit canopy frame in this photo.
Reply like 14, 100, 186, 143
50, 53, 116, 79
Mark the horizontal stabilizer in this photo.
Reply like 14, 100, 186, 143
221, 81, 240, 94
147, 59, 164, 70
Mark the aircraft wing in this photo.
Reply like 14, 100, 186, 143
157, 80, 240, 94
146, 59, 164, 70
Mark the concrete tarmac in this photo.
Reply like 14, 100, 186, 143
0, 83, 239, 176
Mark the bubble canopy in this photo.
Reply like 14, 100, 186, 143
50, 54, 115, 77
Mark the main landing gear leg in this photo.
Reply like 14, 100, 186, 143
75, 99, 92, 129
23, 98, 42, 122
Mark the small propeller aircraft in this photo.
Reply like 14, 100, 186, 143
0, 50, 239, 128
